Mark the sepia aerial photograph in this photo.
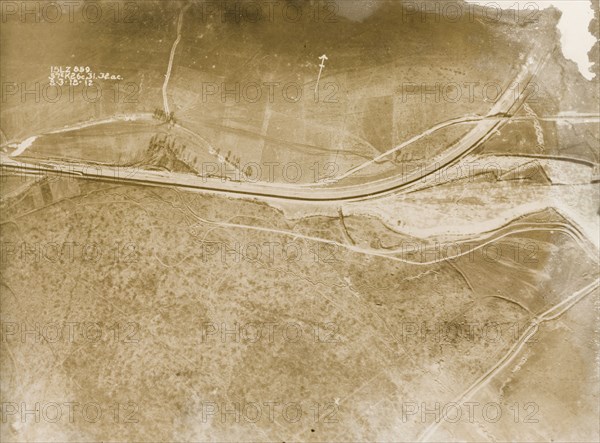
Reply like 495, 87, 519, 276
0, 0, 599, 441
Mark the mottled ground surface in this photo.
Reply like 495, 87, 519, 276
1, 1, 599, 442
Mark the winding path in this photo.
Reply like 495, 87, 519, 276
162, 3, 189, 115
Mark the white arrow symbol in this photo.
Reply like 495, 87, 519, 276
315, 54, 328, 93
